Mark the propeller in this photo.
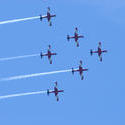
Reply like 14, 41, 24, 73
55, 81, 58, 87
75, 27, 78, 34
56, 96, 59, 101
75, 27, 78, 32
49, 22, 52, 26
48, 45, 51, 50
48, 7, 50, 12
50, 60, 52, 64
100, 57, 102, 62
99, 42, 102, 48
81, 75, 84, 80
80, 60, 82, 65
77, 42, 79, 47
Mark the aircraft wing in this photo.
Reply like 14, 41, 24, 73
70, 36, 75, 39
82, 69, 88, 71
78, 35, 84, 38
51, 53, 57, 55
49, 90, 55, 93
51, 14, 56, 17
102, 50, 107, 53
73, 69, 80, 72
41, 15, 48, 18
93, 51, 98, 53
58, 90, 64, 93
42, 53, 49, 56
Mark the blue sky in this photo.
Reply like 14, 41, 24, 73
0, 0, 124, 125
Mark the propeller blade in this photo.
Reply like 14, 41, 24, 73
56, 96, 59, 101
81, 75, 84, 80
75, 27, 78, 32
55, 81, 58, 87
48, 45, 51, 50
99, 42, 102, 48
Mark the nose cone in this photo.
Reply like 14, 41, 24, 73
99, 42, 101, 46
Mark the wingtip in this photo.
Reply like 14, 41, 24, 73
90, 49, 93, 56
47, 89, 50, 96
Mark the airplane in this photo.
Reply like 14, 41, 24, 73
67, 27, 84, 47
47, 81, 64, 101
40, 7, 56, 26
72, 60, 88, 80
90, 42, 107, 62
40, 45, 57, 64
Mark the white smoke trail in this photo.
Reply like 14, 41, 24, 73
0, 90, 47, 100
0, 15, 46, 25
0, 69, 73, 81
0, 53, 40, 61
